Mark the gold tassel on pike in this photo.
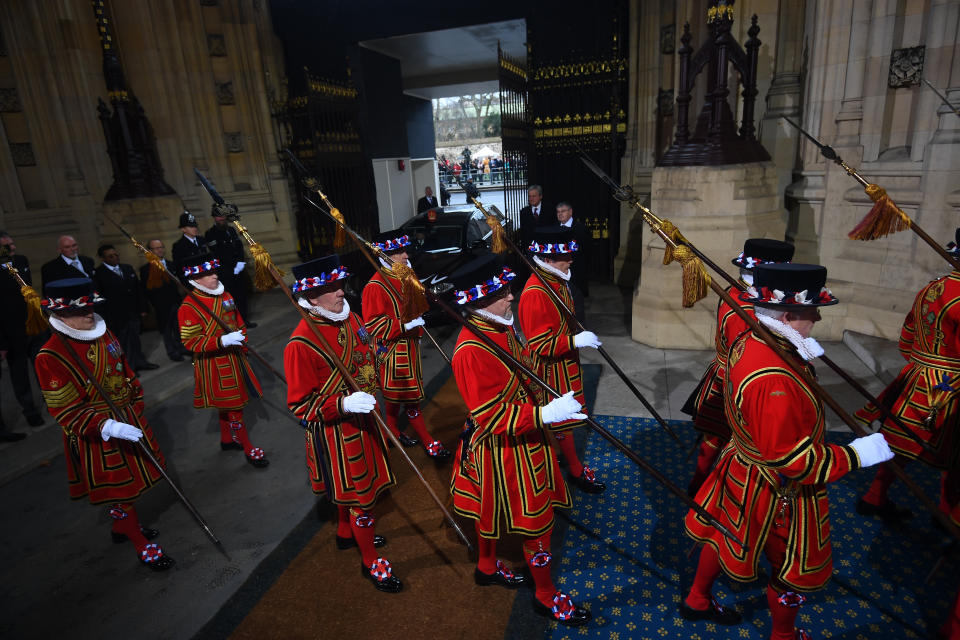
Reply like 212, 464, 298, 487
248, 242, 285, 291
390, 260, 431, 323
484, 215, 509, 254
20, 283, 47, 335
143, 251, 167, 290
848, 184, 912, 241
657, 220, 709, 308
330, 205, 347, 249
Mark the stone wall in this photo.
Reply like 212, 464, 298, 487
0, 0, 296, 277
621, 0, 960, 346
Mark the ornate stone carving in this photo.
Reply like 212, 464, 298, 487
660, 24, 675, 54
207, 34, 226, 57
224, 131, 244, 153
216, 81, 235, 105
657, 89, 674, 116
0, 88, 21, 112
888, 45, 925, 88
9, 143, 35, 166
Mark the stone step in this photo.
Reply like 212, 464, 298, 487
841, 329, 904, 386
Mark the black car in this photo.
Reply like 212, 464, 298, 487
400, 204, 513, 324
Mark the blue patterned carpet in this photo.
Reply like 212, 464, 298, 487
546, 416, 959, 640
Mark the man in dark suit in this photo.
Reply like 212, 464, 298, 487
204, 206, 255, 326
519, 185, 557, 251
140, 239, 186, 362
417, 186, 438, 213
40, 235, 95, 295
0, 232, 44, 439
514, 185, 556, 293
555, 202, 590, 322
439, 183, 451, 207
171, 211, 207, 286
463, 177, 480, 203
93, 244, 158, 372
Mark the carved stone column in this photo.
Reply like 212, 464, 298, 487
632, 162, 785, 348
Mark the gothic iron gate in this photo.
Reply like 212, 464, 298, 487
498, 43, 530, 241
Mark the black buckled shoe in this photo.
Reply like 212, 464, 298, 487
112, 527, 160, 544
336, 534, 386, 550
139, 543, 175, 572
679, 598, 742, 625
426, 440, 452, 463
570, 467, 606, 494
246, 447, 269, 468
361, 558, 403, 593
396, 431, 420, 448
856, 498, 913, 524
474, 561, 525, 588
220, 441, 244, 451
532, 592, 591, 627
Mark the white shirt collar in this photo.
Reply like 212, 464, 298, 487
560, 218, 572, 228
753, 311, 824, 361
470, 307, 514, 326
297, 296, 351, 322
49, 313, 107, 341
183, 234, 198, 245
189, 280, 224, 295
533, 255, 571, 281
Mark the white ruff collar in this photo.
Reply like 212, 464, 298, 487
533, 255, 571, 281
298, 296, 351, 322
190, 280, 224, 295
378, 257, 412, 270
50, 313, 107, 341
755, 313, 824, 361
739, 271, 754, 286
471, 307, 514, 326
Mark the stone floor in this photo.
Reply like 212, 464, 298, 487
0, 282, 905, 639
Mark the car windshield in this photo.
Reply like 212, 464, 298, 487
405, 224, 464, 253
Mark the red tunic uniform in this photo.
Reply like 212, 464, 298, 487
361, 267, 424, 403
36, 326, 164, 505
451, 315, 571, 538
178, 288, 261, 410
284, 311, 395, 507
855, 272, 960, 468
685, 331, 860, 591
517, 269, 585, 431
688, 283, 753, 439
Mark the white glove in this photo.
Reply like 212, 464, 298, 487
573, 331, 602, 349
403, 316, 426, 331
541, 390, 587, 424
849, 432, 894, 468
342, 391, 376, 414
101, 418, 143, 442
233, 261, 246, 275
221, 331, 246, 347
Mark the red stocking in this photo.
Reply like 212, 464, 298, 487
523, 531, 557, 606
219, 410, 263, 459
109, 502, 148, 550
348, 507, 379, 567
555, 432, 584, 477
862, 459, 899, 506
767, 584, 804, 640
336, 505, 353, 538
383, 402, 403, 438
405, 404, 436, 448
685, 543, 722, 610
474, 520, 498, 575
